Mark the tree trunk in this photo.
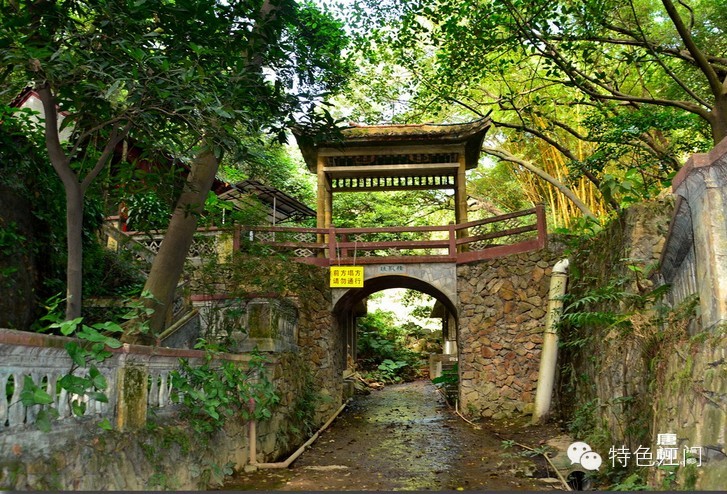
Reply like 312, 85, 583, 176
36, 85, 85, 320
65, 181, 84, 320
123, 0, 281, 343
711, 95, 727, 144
130, 148, 219, 343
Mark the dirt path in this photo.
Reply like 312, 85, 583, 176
223, 380, 568, 491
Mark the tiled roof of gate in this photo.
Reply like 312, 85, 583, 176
337, 118, 491, 142
293, 118, 492, 173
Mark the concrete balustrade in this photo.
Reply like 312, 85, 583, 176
0, 328, 246, 432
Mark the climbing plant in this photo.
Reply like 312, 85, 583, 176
553, 201, 709, 489
170, 342, 280, 434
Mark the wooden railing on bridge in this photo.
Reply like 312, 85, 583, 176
106, 204, 546, 266
235, 204, 547, 265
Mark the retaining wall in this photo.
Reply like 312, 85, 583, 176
0, 259, 341, 491
456, 244, 563, 419
561, 195, 727, 490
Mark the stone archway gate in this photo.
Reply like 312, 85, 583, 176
237, 204, 558, 420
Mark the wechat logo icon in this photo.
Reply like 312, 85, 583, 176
567, 441, 602, 471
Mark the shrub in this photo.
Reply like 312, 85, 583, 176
356, 310, 423, 383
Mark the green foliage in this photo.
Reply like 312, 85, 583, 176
82, 245, 146, 302
559, 258, 672, 346
2, 0, 352, 152
376, 358, 409, 382
289, 362, 320, 440
567, 398, 612, 452
332, 189, 453, 229
0, 221, 26, 280
190, 459, 235, 490
500, 439, 516, 449
334, 0, 723, 220
1, 102, 144, 309
18, 375, 60, 432
206, 250, 322, 299
0, 221, 26, 252
431, 363, 458, 404
0, 104, 65, 299
431, 365, 458, 387
199, 191, 268, 228
682, 461, 699, 491
559, 278, 637, 340
609, 472, 649, 491
555, 206, 701, 490
552, 215, 605, 245
171, 343, 280, 434
1, 0, 351, 321
356, 309, 423, 383
220, 135, 317, 208
468, 162, 531, 215
124, 192, 172, 232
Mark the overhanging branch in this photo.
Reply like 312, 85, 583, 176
483, 146, 598, 220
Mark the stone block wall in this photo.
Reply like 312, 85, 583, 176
189, 254, 342, 423
0, 255, 342, 490
649, 333, 727, 490
295, 266, 342, 422
557, 197, 727, 488
192, 296, 300, 352
559, 199, 673, 442
457, 246, 563, 419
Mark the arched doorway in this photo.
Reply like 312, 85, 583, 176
332, 274, 458, 387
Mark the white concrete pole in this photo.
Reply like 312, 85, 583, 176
532, 259, 569, 424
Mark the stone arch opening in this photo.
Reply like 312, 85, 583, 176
334, 274, 457, 317
332, 274, 459, 390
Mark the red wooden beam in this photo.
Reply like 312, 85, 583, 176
456, 224, 537, 246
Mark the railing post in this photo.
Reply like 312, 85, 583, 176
328, 227, 336, 262
536, 203, 547, 248
233, 224, 241, 253
341, 233, 349, 259
448, 223, 457, 258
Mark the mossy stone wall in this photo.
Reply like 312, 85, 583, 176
561, 197, 727, 489
0, 350, 321, 490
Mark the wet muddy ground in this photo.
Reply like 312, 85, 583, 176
223, 380, 571, 491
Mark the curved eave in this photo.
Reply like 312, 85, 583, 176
294, 118, 492, 173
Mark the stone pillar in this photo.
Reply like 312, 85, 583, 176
115, 351, 148, 431
672, 140, 727, 330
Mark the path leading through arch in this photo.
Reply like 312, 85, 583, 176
224, 380, 566, 491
